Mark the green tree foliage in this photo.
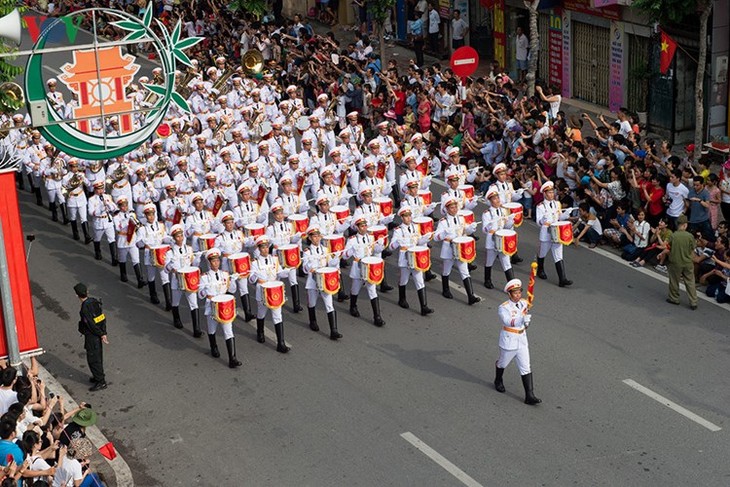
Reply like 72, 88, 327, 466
229, 0, 269, 19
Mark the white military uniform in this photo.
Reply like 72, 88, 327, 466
496, 297, 531, 375
198, 269, 237, 338
266, 218, 301, 286
164, 243, 199, 310
434, 213, 476, 280
536, 199, 570, 262
390, 221, 430, 289
138, 218, 171, 285
249, 254, 289, 323
302, 242, 340, 312
215, 228, 250, 298
344, 232, 384, 299
482, 205, 514, 270
112, 210, 141, 265
87, 193, 117, 243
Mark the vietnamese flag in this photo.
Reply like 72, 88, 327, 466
659, 29, 677, 74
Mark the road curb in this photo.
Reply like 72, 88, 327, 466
29, 360, 135, 487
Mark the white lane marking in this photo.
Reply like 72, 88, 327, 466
622, 379, 722, 432
401, 432, 485, 487
31, 360, 136, 485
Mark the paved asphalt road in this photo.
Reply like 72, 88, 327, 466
14, 14, 730, 487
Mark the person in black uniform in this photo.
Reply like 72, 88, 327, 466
74, 283, 108, 391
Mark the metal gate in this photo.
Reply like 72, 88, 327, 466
572, 22, 609, 106
626, 33, 650, 113
537, 13, 550, 84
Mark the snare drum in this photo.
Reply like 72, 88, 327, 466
413, 217, 433, 236
374, 196, 393, 217
368, 225, 388, 247
494, 229, 518, 256
150, 244, 170, 268
244, 223, 266, 238
407, 245, 431, 272
458, 184, 475, 200
331, 205, 350, 222
198, 233, 217, 251
360, 256, 385, 285
458, 209, 475, 225
288, 214, 309, 234
262, 281, 286, 309
277, 244, 301, 269
211, 295, 236, 324
550, 221, 573, 245
315, 267, 341, 294
452, 236, 477, 263
418, 189, 432, 205
503, 202, 523, 228
178, 266, 201, 292
324, 234, 346, 254
228, 252, 251, 277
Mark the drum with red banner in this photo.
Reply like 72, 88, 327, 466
550, 222, 573, 245
413, 217, 433, 236
288, 214, 309, 234
503, 202, 523, 228
495, 229, 518, 256
368, 225, 388, 247
458, 184, 474, 200
452, 236, 477, 263
324, 234, 346, 254
407, 246, 431, 272
198, 233, 218, 251
228, 252, 251, 277
374, 196, 393, 217
150, 244, 170, 268
178, 266, 201, 292
277, 244, 301, 269
262, 281, 286, 309
418, 189, 432, 205
331, 205, 350, 223
458, 209, 475, 225
244, 223, 266, 239
211, 295, 237, 324
315, 267, 341, 294
360, 256, 385, 285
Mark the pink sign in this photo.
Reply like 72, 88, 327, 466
547, 10, 563, 89
608, 21, 624, 112
561, 10, 572, 98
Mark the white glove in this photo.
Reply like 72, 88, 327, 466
523, 314, 532, 325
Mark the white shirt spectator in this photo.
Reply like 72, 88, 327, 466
516, 32, 529, 61
452, 18, 468, 40
52, 455, 84, 487
0, 388, 17, 416
665, 181, 689, 218
429, 9, 440, 34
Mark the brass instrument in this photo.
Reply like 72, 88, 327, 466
153, 157, 169, 176
88, 160, 104, 174
110, 165, 128, 184
129, 212, 143, 229
242, 49, 264, 75
212, 68, 234, 96
142, 85, 159, 107
0, 120, 12, 139
178, 121, 192, 155
0, 82, 24, 111
176, 68, 199, 99
51, 157, 65, 181
316, 128, 326, 159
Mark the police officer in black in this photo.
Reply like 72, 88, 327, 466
74, 283, 108, 391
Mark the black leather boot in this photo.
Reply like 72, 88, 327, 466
484, 266, 494, 289
494, 365, 506, 393
536, 257, 547, 280
336, 288, 349, 302
441, 274, 453, 299
556, 261, 573, 287
274, 322, 290, 353
463, 277, 480, 305
26, 174, 33, 192
59, 203, 69, 225
467, 262, 477, 271
505, 268, 514, 282
379, 271, 393, 292
93, 241, 102, 260
81, 222, 92, 244
417, 288, 433, 315
327, 311, 342, 340
162, 283, 172, 311
16, 172, 23, 190
171, 306, 183, 329
148, 281, 160, 304
133, 264, 147, 288
208, 334, 220, 358
191, 309, 203, 337
290, 284, 303, 313
308, 307, 319, 331
119, 261, 128, 282
398, 285, 409, 309
370, 298, 385, 327
50, 202, 58, 222
109, 242, 119, 266
340, 257, 349, 269
511, 253, 523, 264
240, 294, 255, 322
424, 269, 437, 282
71, 221, 80, 241
34, 187, 43, 206
522, 373, 542, 405
349, 294, 360, 317
256, 318, 266, 343
226, 338, 242, 367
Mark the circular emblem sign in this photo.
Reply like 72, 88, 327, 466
24, 4, 202, 159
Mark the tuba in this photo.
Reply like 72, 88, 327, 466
242, 49, 264, 75
212, 68, 234, 95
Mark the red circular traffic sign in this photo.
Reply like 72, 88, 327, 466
450, 46, 480, 78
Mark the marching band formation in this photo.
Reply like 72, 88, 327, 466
10, 67, 573, 393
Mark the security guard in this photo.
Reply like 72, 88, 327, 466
198, 248, 242, 368
74, 283, 108, 392
494, 279, 541, 405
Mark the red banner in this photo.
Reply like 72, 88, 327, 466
659, 29, 677, 74
0, 172, 41, 359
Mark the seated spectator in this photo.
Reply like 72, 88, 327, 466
573, 202, 602, 248
630, 218, 672, 270
703, 248, 730, 303
621, 209, 650, 261
603, 202, 631, 247
0, 419, 23, 466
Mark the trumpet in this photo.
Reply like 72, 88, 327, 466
129, 212, 143, 229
